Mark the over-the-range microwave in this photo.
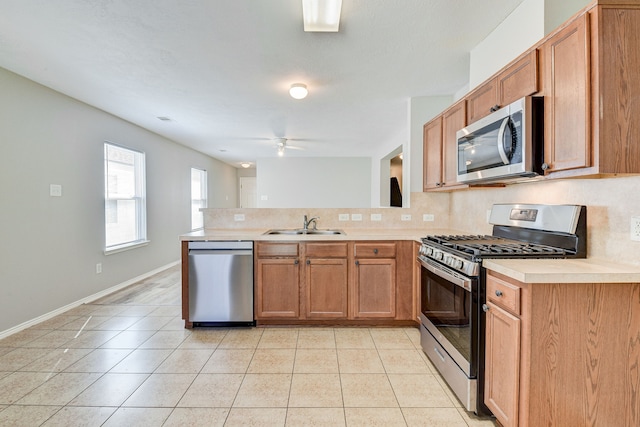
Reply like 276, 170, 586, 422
456, 96, 544, 184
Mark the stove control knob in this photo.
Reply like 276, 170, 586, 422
425, 247, 433, 256
435, 252, 443, 261
454, 259, 464, 269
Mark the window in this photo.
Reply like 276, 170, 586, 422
104, 142, 147, 253
191, 168, 207, 230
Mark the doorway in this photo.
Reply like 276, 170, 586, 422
239, 177, 257, 208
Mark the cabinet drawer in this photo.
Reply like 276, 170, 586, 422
354, 243, 396, 258
306, 243, 348, 258
257, 242, 299, 257
486, 275, 520, 315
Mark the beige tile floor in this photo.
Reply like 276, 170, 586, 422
0, 267, 497, 426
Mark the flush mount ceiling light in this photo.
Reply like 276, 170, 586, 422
302, 0, 342, 32
289, 83, 308, 99
240, 162, 251, 168
276, 139, 286, 156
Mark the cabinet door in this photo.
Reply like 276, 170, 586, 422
542, 13, 591, 173
467, 80, 498, 124
353, 258, 396, 318
423, 117, 443, 190
497, 49, 538, 107
484, 301, 521, 427
256, 258, 300, 318
305, 258, 348, 319
441, 101, 466, 188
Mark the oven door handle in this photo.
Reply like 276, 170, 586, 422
418, 256, 472, 292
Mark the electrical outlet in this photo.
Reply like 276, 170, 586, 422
423, 214, 435, 222
96, 263, 102, 274
631, 216, 640, 241
234, 214, 245, 221
260, 195, 268, 201
371, 213, 382, 221
401, 214, 412, 221
338, 214, 349, 221
351, 214, 362, 221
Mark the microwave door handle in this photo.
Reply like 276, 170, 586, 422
496, 117, 511, 165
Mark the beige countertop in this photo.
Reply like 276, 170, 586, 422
483, 258, 640, 284
180, 228, 464, 243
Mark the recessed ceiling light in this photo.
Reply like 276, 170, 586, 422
289, 83, 308, 99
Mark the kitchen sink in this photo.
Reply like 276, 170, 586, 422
264, 229, 345, 235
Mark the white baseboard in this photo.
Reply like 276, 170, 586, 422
0, 260, 180, 340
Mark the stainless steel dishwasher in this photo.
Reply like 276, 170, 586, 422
188, 241, 255, 326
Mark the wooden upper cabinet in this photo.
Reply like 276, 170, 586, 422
423, 117, 443, 190
592, 5, 640, 175
467, 49, 539, 124
441, 101, 466, 188
541, 13, 591, 174
498, 49, 538, 107
466, 80, 498, 124
423, 100, 467, 191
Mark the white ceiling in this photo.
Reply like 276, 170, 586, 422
0, 0, 524, 167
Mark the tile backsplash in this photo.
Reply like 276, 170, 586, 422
203, 175, 640, 266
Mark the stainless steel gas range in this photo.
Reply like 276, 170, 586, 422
417, 203, 587, 417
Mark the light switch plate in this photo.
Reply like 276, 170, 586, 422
50, 184, 62, 197
631, 216, 640, 241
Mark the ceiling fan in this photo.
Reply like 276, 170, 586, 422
273, 137, 304, 156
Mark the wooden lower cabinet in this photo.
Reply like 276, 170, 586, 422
353, 258, 396, 318
255, 258, 300, 318
305, 258, 348, 318
305, 242, 349, 319
484, 300, 521, 426
353, 243, 397, 318
484, 270, 640, 426
255, 240, 416, 325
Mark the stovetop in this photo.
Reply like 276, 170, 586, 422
423, 234, 571, 258
418, 204, 587, 277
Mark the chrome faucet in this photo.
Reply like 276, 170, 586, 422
303, 215, 319, 231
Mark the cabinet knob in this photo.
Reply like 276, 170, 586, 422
542, 162, 550, 171
355, 260, 359, 266
373, 249, 378, 254
482, 304, 490, 312
294, 259, 299, 265
306, 259, 310, 265
490, 104, 501, 112
495, 290, 503, 297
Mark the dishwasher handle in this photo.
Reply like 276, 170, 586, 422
188, 241, 253, 251
188, 249, 253, 256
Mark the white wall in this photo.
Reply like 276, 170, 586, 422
255, 157, 371, 208
544, 0, 591, 35
470, 0, 544, 89
0, 67, 237, 333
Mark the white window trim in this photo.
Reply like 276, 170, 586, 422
104, 141, 148, 253
191, 167, 208, 231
